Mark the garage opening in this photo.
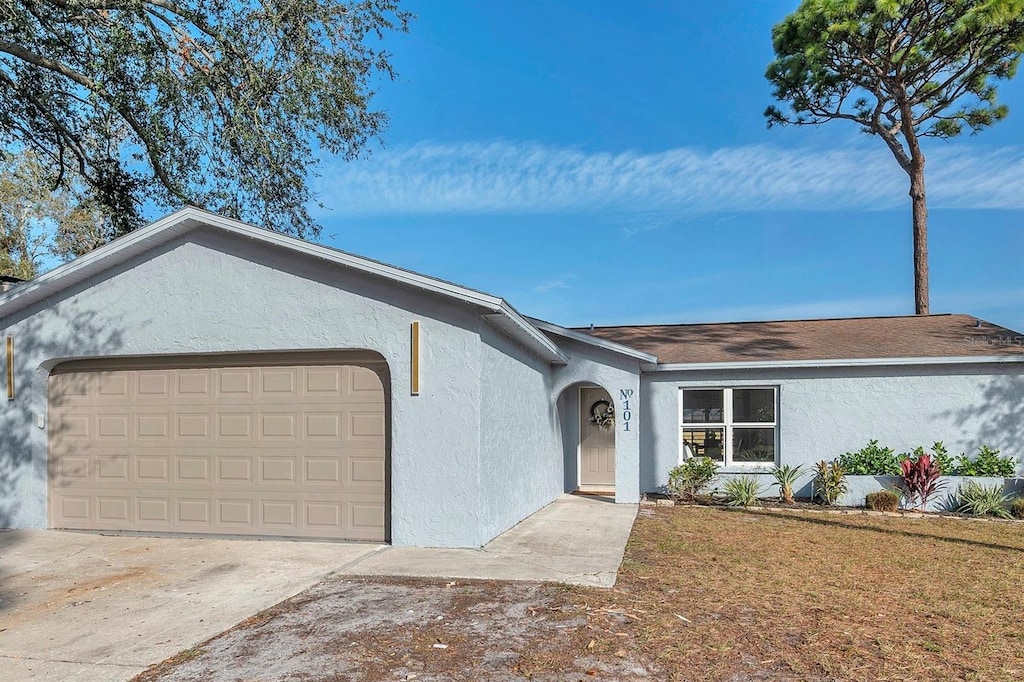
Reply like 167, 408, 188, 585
47, 351, 390, 542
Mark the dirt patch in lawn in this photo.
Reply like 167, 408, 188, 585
133, 577, 655, 682
577, 506, 1024, 681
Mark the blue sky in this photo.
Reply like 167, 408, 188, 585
312, 0, 1024, 332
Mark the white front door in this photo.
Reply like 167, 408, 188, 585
579, 387, 615, 491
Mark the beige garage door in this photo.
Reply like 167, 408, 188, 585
48, 355, 387, 541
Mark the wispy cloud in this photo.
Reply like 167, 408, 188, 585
315, 140, 1024, 217
533, 279, 571, 293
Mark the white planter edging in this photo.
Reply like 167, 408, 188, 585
840, 475, 1023, 512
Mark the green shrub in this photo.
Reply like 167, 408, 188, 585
954, 446, 1017, 477
1012, 497, 1024, 520
930, 442, 955, 476
838, 440, 899, 476
771, 464, 804, 504
865, 490, 899, 512
667, 457, 719, 501
955, 481, 1012, 519
899, 442, 955, 476
722, 476, 762, 507
814, 460, 848, 506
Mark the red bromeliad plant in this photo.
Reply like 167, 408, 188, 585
899, 453, 946, 511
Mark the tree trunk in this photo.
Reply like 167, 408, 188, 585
909, 165, 929, 315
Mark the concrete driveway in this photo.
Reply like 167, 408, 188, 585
0, 531, 384, 681
0, 494, 637, 681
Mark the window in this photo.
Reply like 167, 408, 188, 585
681, 387, 777, 466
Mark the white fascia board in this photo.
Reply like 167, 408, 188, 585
529, 319, 658, 363
649, 355, 1024, 372
491, 305, 569, 364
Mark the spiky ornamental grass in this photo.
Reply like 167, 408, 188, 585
956, 481, 1012, 519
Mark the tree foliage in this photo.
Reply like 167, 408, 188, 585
765, 0, 1024, 313
0, 151, 105, 279
0, 0, 410, 241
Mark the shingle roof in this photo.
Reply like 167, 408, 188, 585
575, 314, 1024, 364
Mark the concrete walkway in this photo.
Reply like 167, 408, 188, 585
339, 494, 638, 587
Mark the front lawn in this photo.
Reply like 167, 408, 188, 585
136, 507, 1024, 681
581, 506, 1024, 681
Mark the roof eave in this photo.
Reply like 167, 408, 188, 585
529, 319, 658, 363
648, 355, 1024, 372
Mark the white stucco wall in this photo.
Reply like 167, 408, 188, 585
641, 364, 1024, 495
0, 230, 498, 547
476, 325, 562, 544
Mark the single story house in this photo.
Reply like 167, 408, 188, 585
1, 207, 1022, 547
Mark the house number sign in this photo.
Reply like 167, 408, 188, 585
619, 389, 634, 432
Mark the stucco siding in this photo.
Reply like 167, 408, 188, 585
0, 230, 489, 547
476, 325, 561, 545
557, 388, 581, 492
642, 365, 1024, 493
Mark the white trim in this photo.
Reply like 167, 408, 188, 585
496, 305, 569, 364
0, 207, 568, 365
679, 386, 779, 467
529, 319, 658, 363
653, 355, 1024, 372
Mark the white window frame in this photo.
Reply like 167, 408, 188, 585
678, 386, 779, 467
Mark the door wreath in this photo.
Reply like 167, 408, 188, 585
589, 399, 615, 430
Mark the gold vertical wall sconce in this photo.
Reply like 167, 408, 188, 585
5, 336, 13, 401
410, 321, 420, 396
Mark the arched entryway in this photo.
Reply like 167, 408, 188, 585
557, 382, 616, 496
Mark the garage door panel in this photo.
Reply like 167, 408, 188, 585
217, 412, 253, 438
137, 412, 171, 439
137, 497, 172, 524
176, 455, 212, 482
348, 411, 385, 440
349, 457, 386, 486
260, 413, 298, 439
138, 455, 171, 482
218, 368, 255, 397
137, 371, 171, 397
97, 372, 132, 399
176, 371, 213, 397
176, 412, 212, 438
49, 361, 387, 541
259, 368, 297, 396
